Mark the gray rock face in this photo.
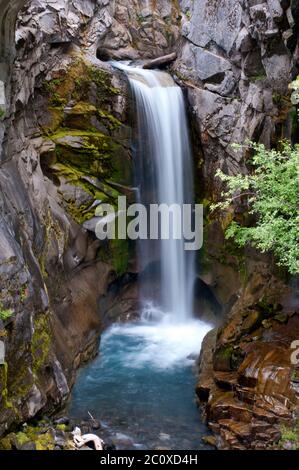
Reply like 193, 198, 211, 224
186, 0, 243, 54
174, 0, 299, 196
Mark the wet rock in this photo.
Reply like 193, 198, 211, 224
196, 329, 217, 402
240, 310, 262, 334
112, 432, 134, 449
54, 435, 67, 448
201, 435, 217, 447
214, 372, 237, 391
103, 440, 116, 451
91, 420, 101, 431
282, 440, 296, 450
197, 287, 299, 449
54, 416, 70, 426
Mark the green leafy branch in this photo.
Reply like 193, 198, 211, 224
211, 141, 299, 274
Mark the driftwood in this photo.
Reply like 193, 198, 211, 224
72, 427, 104, 451
142, 52, 177, 70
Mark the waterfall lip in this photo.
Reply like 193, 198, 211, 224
110, 61, 176, 88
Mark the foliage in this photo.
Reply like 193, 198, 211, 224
0, 305, 13, 321
279, 422, 299, 450
290, 75, 299, 102
212, 142, 299, 274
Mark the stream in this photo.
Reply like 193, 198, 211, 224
69, 316, 212, 450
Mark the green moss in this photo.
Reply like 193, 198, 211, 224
0, 435, 12, 450
42, 78, 65, 94
110, 238, 129, 275
65, 199, 94, 225
0, 106, 5, 120
98, 109, 122, 130
0, 425, 55, 451
272, 93, 291, 109
39, 58, 131, 278
9, 359, 32, 401
0, 305, 13, 321
1, 362, 8, 405
56, 423, 66, 431
249, 74, 267, 82
42, 127, 125, 224
0, 362, 14, 409
136, 13, 145, 24
49, 130, 121, 178
35, 431, 55, 451
87, 65, 120, 98
42, 78, 67, 108
19, 285, 28, 302
8, 311, 53, 404
49, 93, 67, 107
217, 345, 233, 359
15, 432, 30, 446
31, 315, 51, 375
279, 423, 299, 449
71, 64, 119, 103
213, 344, 234, 371
68, 102, 97, 115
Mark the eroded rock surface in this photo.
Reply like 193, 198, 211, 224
197, 273, 299, 449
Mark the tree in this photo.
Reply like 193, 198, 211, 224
212, 142, 299, 274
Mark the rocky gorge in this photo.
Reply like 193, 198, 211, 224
0, 0, 298, 451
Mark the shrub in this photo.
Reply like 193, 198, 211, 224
212, 142, 299, 274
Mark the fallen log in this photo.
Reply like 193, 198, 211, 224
142, 52, 177, 70
72, 426, 104, 451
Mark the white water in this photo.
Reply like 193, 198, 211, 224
105, 319, 212, 370
110, 63, 211, 368
117, 64, 195, 322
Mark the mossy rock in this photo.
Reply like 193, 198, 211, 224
0, 435, 12, 450
0, 426, 55, 451
39, 57, 132, 275
213, 345, 234, 371
279, 422, 299, 450
240, 310, 263, 334
51, 130, 118, 173
109, 238, 129, 276
31, 314, 51, 375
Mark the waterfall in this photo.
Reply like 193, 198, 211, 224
117, 64, 195, 323
69, 63, 213, 446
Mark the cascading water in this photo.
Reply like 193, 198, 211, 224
124, 66, 194, 322
69, 64, 212, 450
